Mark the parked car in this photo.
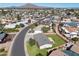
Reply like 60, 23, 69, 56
0, 32, 8, 43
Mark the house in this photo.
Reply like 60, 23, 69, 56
61, 26, 78, 39
16, 19, 28, 25
1, 18, 13, 24
41, 18, 52, 25
0, 32, 7, 43
60, 21, 79, 39
61, 18, 71, 23
4, 23, 16, 29
4, 19, 28, 29
33, 33, 53, 49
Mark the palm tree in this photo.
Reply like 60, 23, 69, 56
71, 37, 79, 44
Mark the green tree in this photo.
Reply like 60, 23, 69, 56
41, 27, 50, 33
0, 24, 4, 32
1, 9, 6, 15
29, 38, 36, 46
16, 25, 21, 28
36, 53, 43, 56
20, 24, 25, 27
17, 14, 21, 21
0, 48, 5, 52
72, 37, 79, 44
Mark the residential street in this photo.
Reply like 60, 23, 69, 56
9, 27, 29, 56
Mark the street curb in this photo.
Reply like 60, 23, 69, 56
24, 29, 30, 56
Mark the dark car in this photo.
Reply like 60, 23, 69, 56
0, 32, 8, 43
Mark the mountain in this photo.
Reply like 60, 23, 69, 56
18, 3, 48, 8
0, 3, 51, 9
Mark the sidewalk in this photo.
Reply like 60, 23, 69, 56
71, 42, 79, 54
24, 29, 33, 56
55, 24, 69, 42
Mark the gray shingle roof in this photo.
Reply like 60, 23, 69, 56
34, 33, 52, 46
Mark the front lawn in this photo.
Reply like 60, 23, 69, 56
47, 34, 65, 48
26, 42, 48, 56
0, 28, 19, 33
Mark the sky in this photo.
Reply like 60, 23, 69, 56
35, 3, 79, 8
0, 3, 79, 8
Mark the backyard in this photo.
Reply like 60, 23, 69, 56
47, 34, 66, 48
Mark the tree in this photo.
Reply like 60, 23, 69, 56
67, 12, 71, 16
52, 22, 55, 28
59, 23, 63, 26
28, 19, 31, 23
20, 23, 25, 27
41, 27, 50, 33
36, 53, 43, 56
17, 14, 21, 21
0, 48, 5, 52
72, 37, 79, 44
15, 25, 21, 28
0, 24, 4, 32
29, 38, 36, 46
1, 9, 6, 15
70, 9, 74, 12
35, 23, 38, 26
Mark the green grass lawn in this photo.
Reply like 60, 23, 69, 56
0, 28, 19, 33
26, 42, 48, 56
47, 34, 66, 48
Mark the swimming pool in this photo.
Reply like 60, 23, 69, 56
64, 22, 79, 27
63, 50, 79, 56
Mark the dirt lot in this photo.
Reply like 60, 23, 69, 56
0, 34, 16, 52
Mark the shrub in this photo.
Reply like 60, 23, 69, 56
36, 53, 43, 56
41, 27, 50, 33
0, 28, 19, 33
16, 25, 21, 28
20, 23, 25, 27
72, 37, 79, 44
0, 48, 5, 52
29, 38, 36, 46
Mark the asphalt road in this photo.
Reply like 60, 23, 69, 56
10, 27, 29, 56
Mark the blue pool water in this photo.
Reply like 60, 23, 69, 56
63, 50, 79, 56
64, 22, 79, 27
